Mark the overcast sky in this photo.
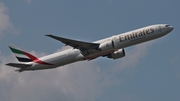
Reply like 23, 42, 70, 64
0, 0, 180, 101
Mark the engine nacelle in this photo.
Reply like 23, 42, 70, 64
107, 49, 125, 59
99, 40, 114, 51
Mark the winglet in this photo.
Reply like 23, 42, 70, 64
45, 34, 52, 37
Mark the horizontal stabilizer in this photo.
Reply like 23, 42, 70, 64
6, 63, 32, 68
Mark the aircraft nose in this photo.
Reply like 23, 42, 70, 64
165, 24, 174, 32
168, 26, 174, 33
169, 26, 174, 31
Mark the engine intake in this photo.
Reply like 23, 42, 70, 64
107, 49, 125, 59
99, 40, 114, 51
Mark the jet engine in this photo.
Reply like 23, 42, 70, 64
107, 49, 125, 59
98, 40, 114, 51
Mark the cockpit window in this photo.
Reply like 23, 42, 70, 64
165, 25, 170, 27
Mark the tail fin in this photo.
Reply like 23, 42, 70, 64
9, 45, 38, 62
8, 45, 52, 65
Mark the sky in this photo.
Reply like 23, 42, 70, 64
0, 0, 180, 101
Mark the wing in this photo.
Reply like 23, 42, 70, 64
46, 35, 100, 51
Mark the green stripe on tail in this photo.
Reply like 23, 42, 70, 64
9, 45, 32, 62
9, 46, 24, 55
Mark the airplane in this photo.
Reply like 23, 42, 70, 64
6, 24, 173, 72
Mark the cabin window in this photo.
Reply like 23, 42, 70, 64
165, 25, 170, 27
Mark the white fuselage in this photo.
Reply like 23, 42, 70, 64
24, 24, 173, 71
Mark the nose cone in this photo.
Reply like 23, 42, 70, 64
164, 24, 174, 33
169, 26, 174, 31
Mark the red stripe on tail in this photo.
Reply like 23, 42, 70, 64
23, 51, 52, 65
